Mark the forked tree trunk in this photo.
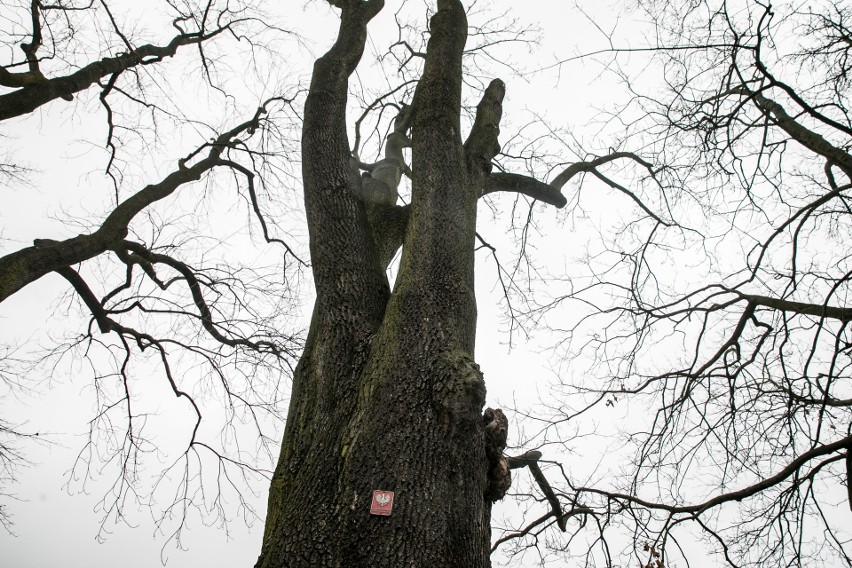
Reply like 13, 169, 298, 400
254, 2, 504, 566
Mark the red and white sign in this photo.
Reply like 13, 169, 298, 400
370, 490, 395, 516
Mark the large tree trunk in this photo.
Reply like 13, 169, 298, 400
255, 2, 503, 566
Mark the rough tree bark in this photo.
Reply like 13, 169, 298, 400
254, 1, 563, 566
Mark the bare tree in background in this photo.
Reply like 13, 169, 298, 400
0, 0, 305, 544
494, 1, 852, 566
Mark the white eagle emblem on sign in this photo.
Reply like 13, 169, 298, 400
375, 492, 390, 506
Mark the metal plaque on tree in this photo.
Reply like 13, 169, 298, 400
370, 490, 394, 516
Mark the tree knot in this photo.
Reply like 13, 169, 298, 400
483, 407, 511, 502
429, 350, 486, 433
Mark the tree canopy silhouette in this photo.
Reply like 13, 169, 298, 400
1, 1, 850, 567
